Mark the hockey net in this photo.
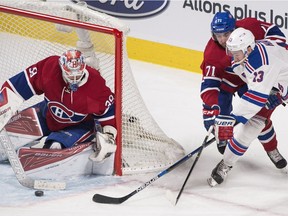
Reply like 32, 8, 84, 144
0, 1, 184, 175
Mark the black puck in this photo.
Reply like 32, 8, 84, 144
35, 190, 44, 197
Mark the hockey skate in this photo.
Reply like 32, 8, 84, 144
207, 160, 232, 187
267, 148, 287, 170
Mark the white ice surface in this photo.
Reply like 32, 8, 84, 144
1, 59, 288, 216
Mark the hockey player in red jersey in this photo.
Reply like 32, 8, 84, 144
200, 11, 287, 168
1, 49, 116, 162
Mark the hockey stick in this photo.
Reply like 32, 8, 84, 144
0, 129, 66, 190
174, 126, 213, 205
0, 88, 66, 190
92, 135, 216, 204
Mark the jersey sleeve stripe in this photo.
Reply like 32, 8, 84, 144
24, 70, 38, 95
6, 80, 25, 101
200, 87, 219, 95
222, 78, 238, 88
93, 103, 115, 122
9, 71, 35, 100
203, 76, 222, 82
242, 90, 268, 107
256, 43, 269, 65
265, 24, 286, 43
244, 61, 255, 74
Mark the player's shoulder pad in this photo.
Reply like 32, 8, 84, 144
247, 42, 269, 70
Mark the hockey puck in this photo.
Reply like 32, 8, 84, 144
34, 190, 44, 197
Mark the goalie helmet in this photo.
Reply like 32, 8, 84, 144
226, 27, 255, 62
59, 49, 86, 91
211, 11, 235, 34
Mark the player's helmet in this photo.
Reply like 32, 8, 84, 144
211, 11, 235, 34
226, 27, 255, 57
59, 49, 86, 91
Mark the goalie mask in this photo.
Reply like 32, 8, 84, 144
59, 49, 86, 91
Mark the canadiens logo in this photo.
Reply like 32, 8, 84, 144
48, 101, 86, 124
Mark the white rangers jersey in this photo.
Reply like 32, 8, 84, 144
231, 39, 288, 123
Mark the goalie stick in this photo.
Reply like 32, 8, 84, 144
0, 88, 66, 190
92, 135, 216, 204
0, 129, 66, 190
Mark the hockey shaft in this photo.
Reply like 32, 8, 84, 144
0, 129, 66, 190
92, 136, 216, 204
175, 126, 213, 205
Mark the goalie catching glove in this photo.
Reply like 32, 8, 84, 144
214, 115, 236, 144
89, 125, 117, 162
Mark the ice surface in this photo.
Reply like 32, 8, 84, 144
1, 60, 288, 216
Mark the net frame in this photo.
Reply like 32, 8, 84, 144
0, 2, 184, 176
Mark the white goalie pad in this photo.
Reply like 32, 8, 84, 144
17, 142, 115, 179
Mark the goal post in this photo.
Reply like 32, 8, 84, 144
0, 1, 185, 175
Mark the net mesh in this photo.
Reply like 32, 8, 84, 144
0, 1, 184, 175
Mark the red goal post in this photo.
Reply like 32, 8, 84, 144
0, 1, 184, 176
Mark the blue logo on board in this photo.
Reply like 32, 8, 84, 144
72, 0, 169, 18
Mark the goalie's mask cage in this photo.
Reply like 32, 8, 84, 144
0, 1, 184, 175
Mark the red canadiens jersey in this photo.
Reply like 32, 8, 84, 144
200, 18, 286, 107
2, 56, 115, 131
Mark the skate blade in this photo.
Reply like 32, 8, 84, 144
207, 177, 218, 187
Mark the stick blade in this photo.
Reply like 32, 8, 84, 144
34, 180, 66, 190
92, 193, 128, 204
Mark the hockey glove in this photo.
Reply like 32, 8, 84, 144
202, 104, 220, 131
214, 115, 235, 144
89, 125, 117, 162
265, 88, 283, 110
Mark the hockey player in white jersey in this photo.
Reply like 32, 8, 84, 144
208, 27, 288, 186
